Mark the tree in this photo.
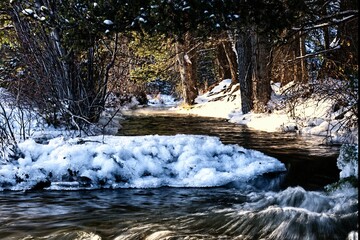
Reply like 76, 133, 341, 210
269, 0, 358, 140
237, 30, 253, 113
271, 30, 307, 86
128, 32, 175, 83
0, 4, 19, 89
140, 0, 293, 108
250, 29, 272, 113
233, 0, 304, 114
175, 32, 199, 105
6, 0, 137, 130
218, 31, 238, 85
7, 0, 347, 122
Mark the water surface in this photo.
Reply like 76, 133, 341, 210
118, 110, 341, 190
1, 186, 357, 239
0, 109, 357, 240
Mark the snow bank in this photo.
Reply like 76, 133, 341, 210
337, 144, 358, 179
0, 135, 286, 191
173, 79, 242, 118
147, 94, 179, 106
0, 88, 81, 143
0, 89, 46, 141
172, 80, 358, 143
325, 144, 358, 193
228, 94, 339, 134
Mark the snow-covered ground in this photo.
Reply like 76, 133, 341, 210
0, 90, 70, 147
147, 93, 180, 107
172, 79, 358, 144
173, 79, 243, 118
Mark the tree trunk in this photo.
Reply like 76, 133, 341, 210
250, 30, 271, 113
298, 32, 307, 83
271, 30, 307, 86
175, 32, 198, 105
216, 43, 231, 81
237, 31, 252, 114
318, 0, 358, 80
336, 0, 358, 71
222, 31, 238, 85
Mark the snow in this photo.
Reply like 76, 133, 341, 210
173, 79, 243, 118
22, 9, 34, 15
0, 90, 76, 146
172, 79, 358, 143
0, 135, 286, 191
103, 19, 113, 25
1, 76, 358, 192
337, 144, 358, 179
147, 94, 179, 106
138, 17, 146, 23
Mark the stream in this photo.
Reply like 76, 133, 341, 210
117, 109, 341, 190
0, 108, 357, 240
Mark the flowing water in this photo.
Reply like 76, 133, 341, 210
117, 109, 341, 190
0, 109, 357, 240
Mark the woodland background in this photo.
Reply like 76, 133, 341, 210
0, 0, 358, 136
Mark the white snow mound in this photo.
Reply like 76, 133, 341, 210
0, 135, 285, 191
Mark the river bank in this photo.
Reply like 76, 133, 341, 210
147, 79, 358, 145
0, 85, 358, 239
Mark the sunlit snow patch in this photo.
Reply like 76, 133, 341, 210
0, 135, 286, 191
147, 94, 179, 106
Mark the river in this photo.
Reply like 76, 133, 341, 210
0, 109, 357, 239
118, 109, 341, 190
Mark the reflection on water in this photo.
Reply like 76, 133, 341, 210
0, 187, 357, 239
117, 112, 341, 190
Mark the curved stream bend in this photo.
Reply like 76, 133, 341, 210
0, 108, 356, 240
118, 109, 341, 190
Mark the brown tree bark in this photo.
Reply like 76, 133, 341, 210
237, 31, 253, 114
271, 30, 307, 86
335, 0, 358, 71
250, 30, 272, 113
175, 32, 198, 105
9, 2, 117, 127
222, 36, 238, 85
317, 0, 358, 80
216, 43, 231, 81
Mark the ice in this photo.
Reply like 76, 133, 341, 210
0, 135, 286, 191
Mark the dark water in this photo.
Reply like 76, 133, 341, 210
0, 186, 357, 239
0, 109, 357, 240
1, 186, 358, 240
117, 111, 341, 190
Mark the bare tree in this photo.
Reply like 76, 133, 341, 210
175, 32, 199, 105
0, 91, 43, 160
7, 1, 120, 133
